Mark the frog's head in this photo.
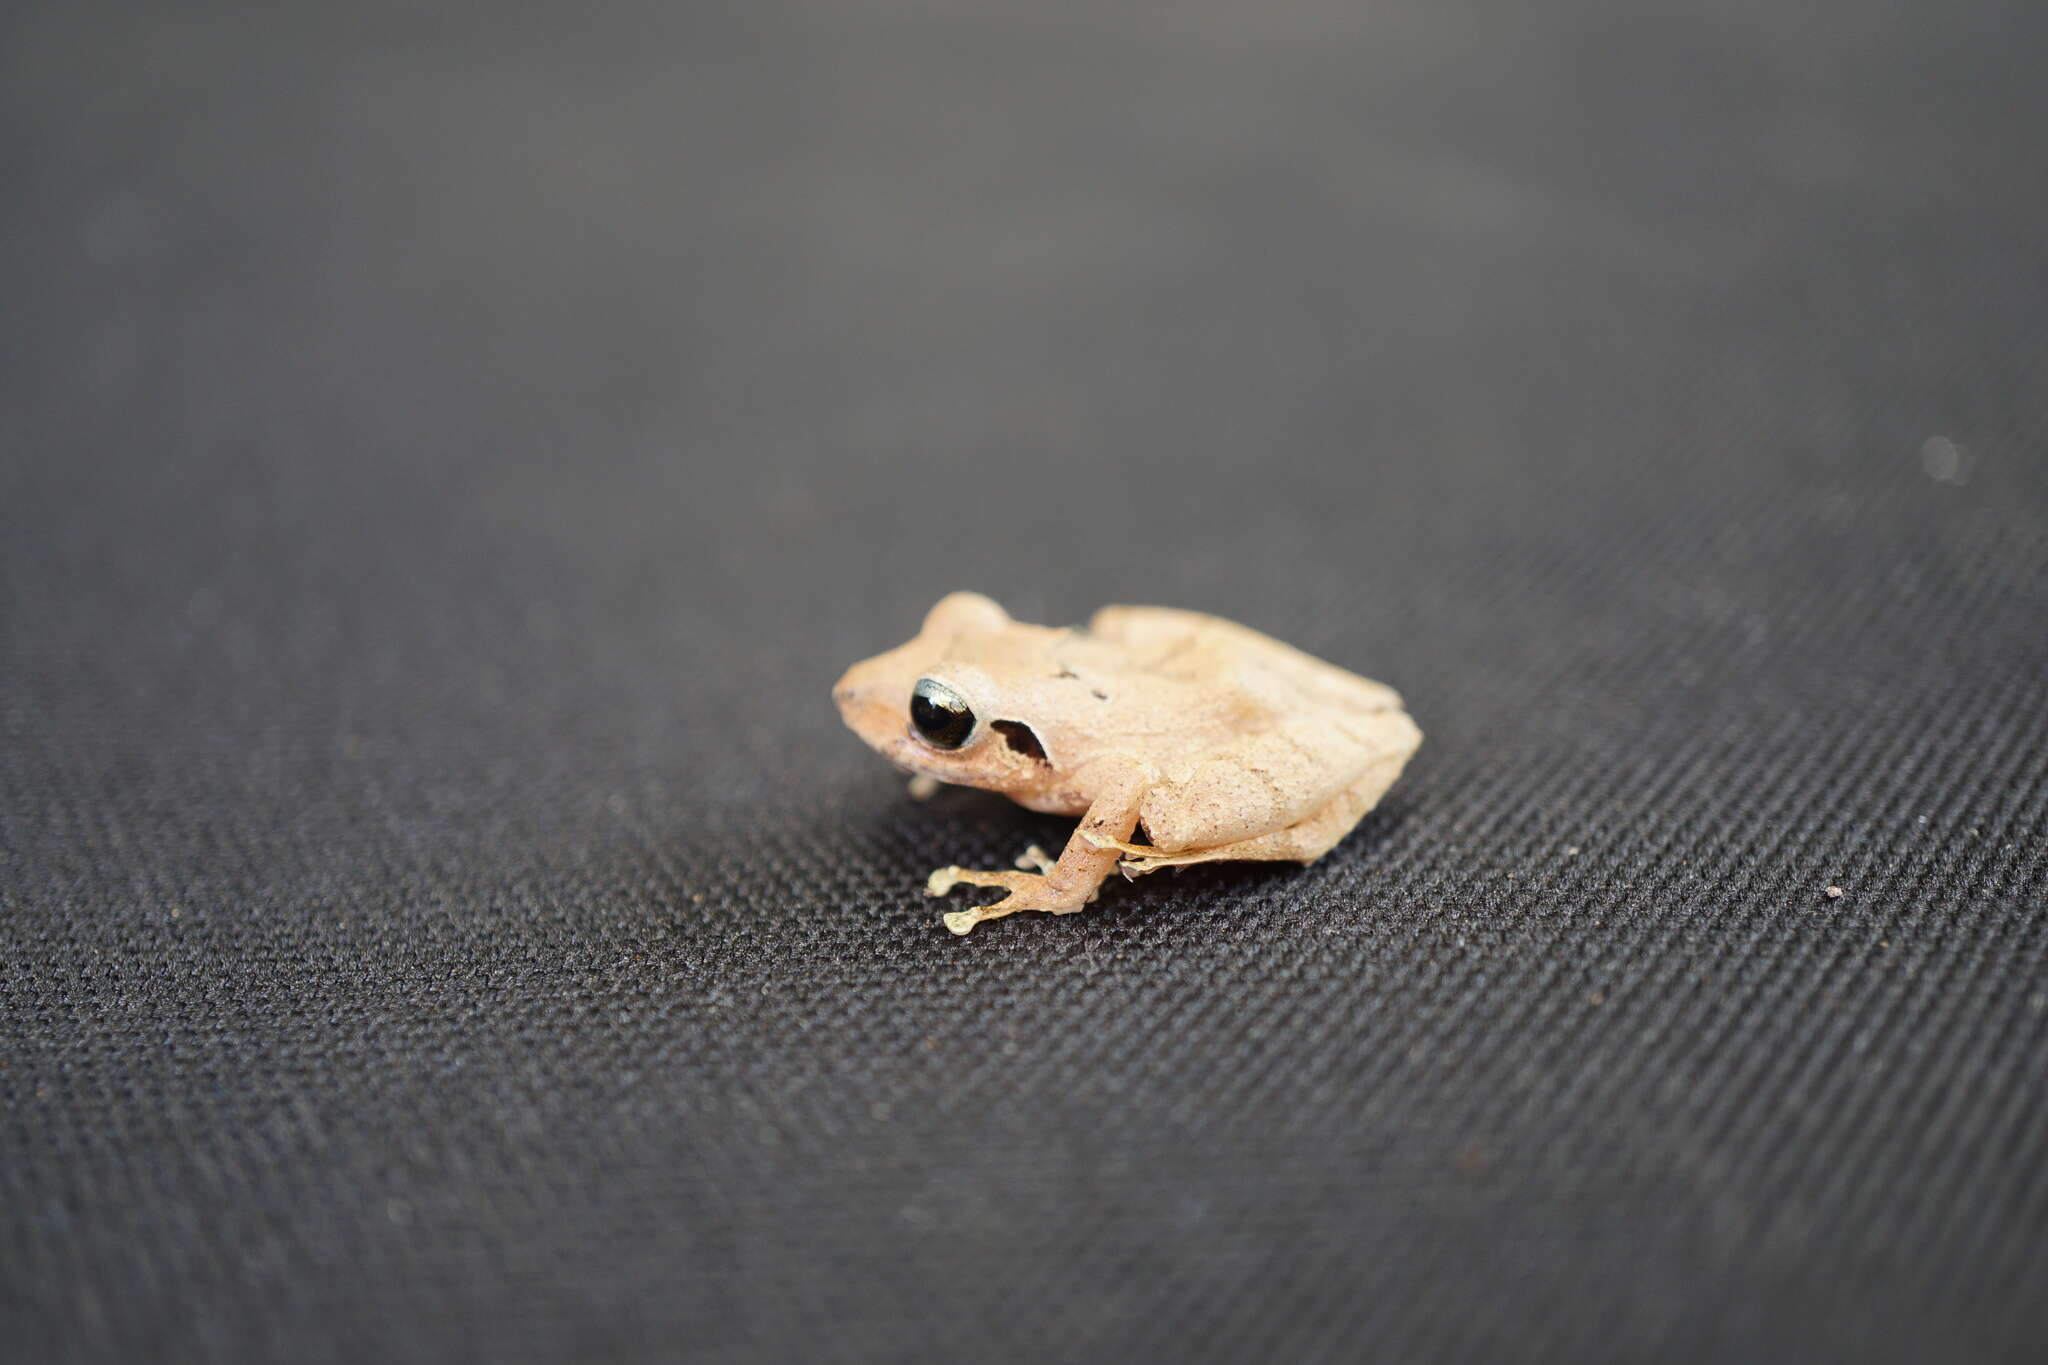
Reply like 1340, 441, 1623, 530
833, 591, 1065, 794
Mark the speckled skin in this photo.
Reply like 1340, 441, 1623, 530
834, 592, 1422, 933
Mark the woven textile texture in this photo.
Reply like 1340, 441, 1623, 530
4, 1, 2045, 1361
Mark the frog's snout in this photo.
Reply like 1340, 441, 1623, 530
831, 678, 863, 730
832, 662, 903, 752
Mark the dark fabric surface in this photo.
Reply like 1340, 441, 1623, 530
4, 1, 2046, 1361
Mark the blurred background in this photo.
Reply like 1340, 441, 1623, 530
4, 1, 2044, 1361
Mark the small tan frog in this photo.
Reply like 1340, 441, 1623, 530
834, 592, 1422, 934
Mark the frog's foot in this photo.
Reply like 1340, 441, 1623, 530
925, 866, 1090, 934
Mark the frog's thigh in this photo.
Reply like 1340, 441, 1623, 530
1138, 724, 1352, 853
1123, 749, 1412, 873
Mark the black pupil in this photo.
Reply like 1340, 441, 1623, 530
910, 680, 974, 749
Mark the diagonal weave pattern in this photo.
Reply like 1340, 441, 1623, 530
4, 1, 2046, 1361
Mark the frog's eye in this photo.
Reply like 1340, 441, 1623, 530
909, 678, 975, 749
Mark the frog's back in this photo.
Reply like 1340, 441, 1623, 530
1090, 604, 1421, 853
1088, 604, 1404, 720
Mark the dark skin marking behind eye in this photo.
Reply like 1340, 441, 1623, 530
1091, 689, 1108, 701
991, 719, 1048, 762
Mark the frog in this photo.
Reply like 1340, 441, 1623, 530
833, 592, 1423, 934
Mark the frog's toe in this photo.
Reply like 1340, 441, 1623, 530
1013, 844, 1057, 874
1118, 848, 1227, 876
925, 866, 1094, 932
935, 884, 1032, 935
1078, 829, 1163, 857
926, 866, 1036, 897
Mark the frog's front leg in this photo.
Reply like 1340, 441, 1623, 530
926, 763, 1150, 934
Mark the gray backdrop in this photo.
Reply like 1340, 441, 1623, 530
5, 1, 2045, 1361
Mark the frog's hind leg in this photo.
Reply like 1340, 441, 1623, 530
1092, 751, 1410, 877
1092, 807, 1351, 877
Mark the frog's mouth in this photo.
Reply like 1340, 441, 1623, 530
833, 680, 932, 765
882, 731, 972, 781
879, 736, 925, 774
